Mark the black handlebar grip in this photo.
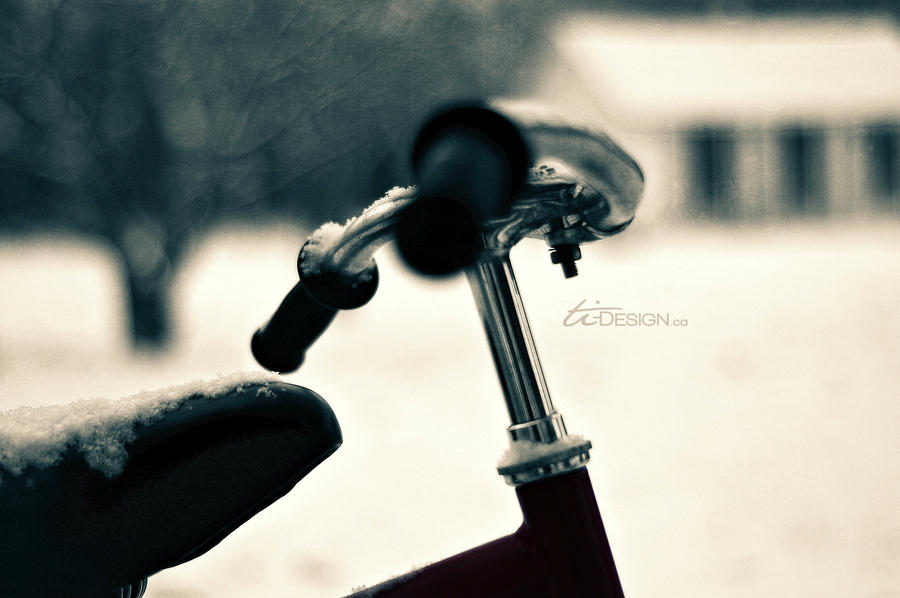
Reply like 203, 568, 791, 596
251, 280, 338, 374
396, 104, 531, 276
253, 247, 379, 374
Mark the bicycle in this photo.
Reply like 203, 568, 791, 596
0, 102, 643, 597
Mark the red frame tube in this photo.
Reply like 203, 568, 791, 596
346, 468, 624, 597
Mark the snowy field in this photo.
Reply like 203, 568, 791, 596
1, 220, 898, 598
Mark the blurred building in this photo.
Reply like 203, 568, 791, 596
534, 15, 900, 222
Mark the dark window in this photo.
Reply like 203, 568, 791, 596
687, 127, 735, 219
864, 125, 898, 202
780, 127, 825, 214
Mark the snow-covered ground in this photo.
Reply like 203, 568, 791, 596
1, 220, 898, 598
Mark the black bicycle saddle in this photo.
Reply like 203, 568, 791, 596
0, 377, 342, 598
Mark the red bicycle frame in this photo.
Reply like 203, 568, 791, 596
348, 469, 623, 598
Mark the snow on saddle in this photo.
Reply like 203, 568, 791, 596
0, 373, 341, 598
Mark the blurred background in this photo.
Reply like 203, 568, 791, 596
1, 1, 898, 597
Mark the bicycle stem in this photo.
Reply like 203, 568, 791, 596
257, 103, 644, 481
286, 181, 596, 484
466, 250, 593, 486
465, 256, 563, 439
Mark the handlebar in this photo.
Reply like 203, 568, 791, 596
250, 280, 337, 374
252, 102, 644, 374
396, 105, 531, 275
251, 237, 380, 373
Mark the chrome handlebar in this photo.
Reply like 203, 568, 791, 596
298, 104, 644, 291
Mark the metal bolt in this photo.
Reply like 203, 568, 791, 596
550, 243, 581, 278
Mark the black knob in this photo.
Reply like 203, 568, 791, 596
396, 104, 530, 276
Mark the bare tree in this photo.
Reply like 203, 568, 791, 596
0, 0, 551, 346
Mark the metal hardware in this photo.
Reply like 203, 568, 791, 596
550, 243, 581, 278
497, 438, 593, 486
546, 217, 582, 279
